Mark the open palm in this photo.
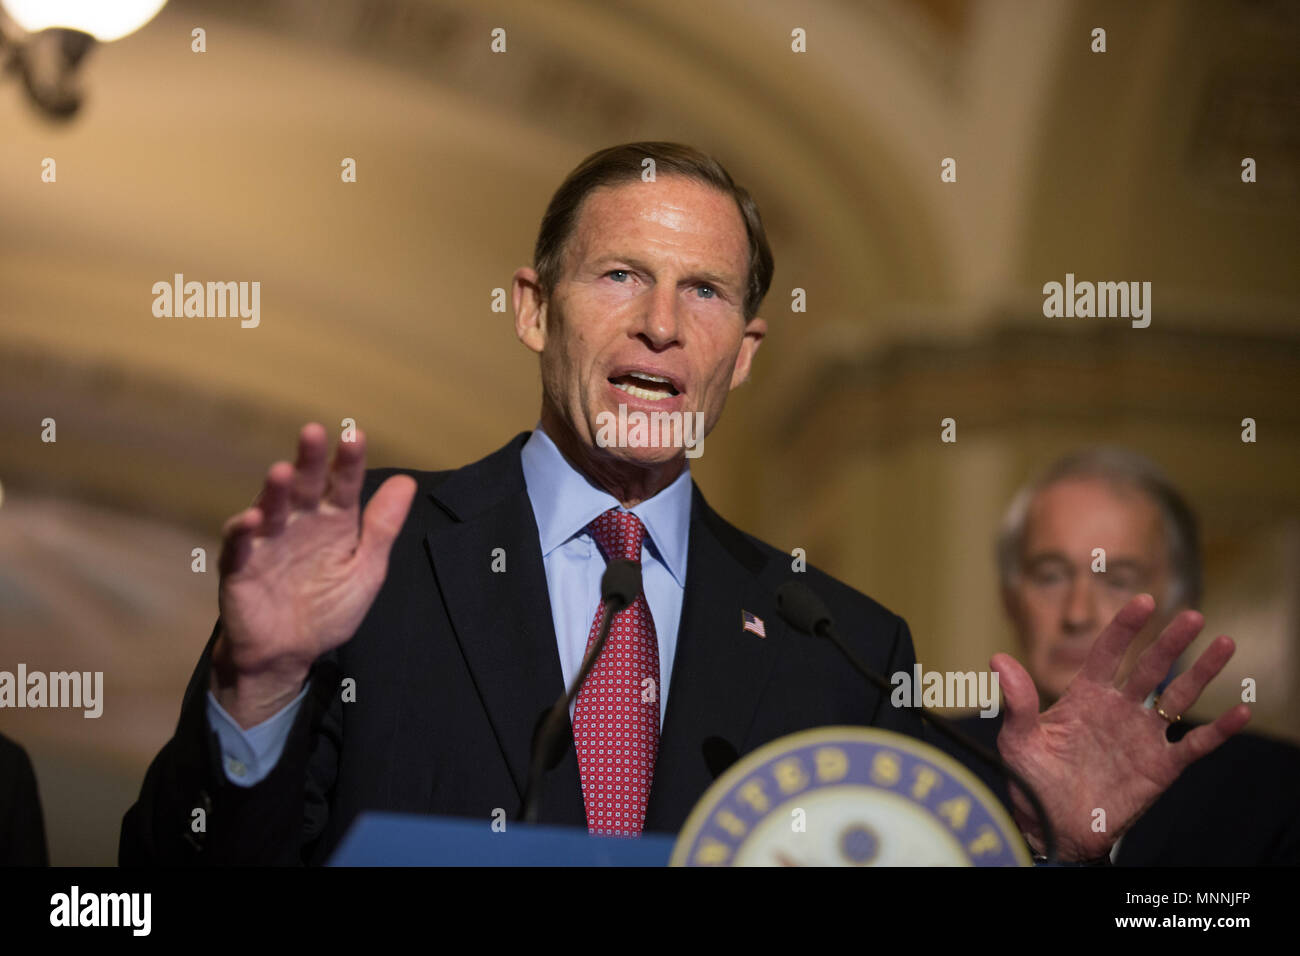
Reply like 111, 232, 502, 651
992, 595, 1251, 860
212, 423, 416, 720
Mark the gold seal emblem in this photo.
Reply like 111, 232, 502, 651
671, 726, 1031, 866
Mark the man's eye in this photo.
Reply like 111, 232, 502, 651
606, 270, 629, 282
696, 284, 717, 299
1030, 568, 1068, 586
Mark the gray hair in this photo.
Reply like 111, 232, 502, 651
996, 447, 1203, 610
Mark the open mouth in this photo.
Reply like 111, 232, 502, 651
608, 371, 680, 401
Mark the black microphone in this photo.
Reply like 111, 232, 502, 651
702, 736, 741, 781
519, 559, 643, 824
775, 580, 1060, 864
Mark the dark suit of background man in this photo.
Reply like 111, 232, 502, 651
121, 142, 1250, 866
0, 731, 48, 866
935, 448, 1300, 864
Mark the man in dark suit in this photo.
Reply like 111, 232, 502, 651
121, 142, 1251, 865
935, 448, 1300, 864
120, 432, 923, 864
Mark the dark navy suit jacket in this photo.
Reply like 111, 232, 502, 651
0, 733, 48, 866
120, 432, 923, 864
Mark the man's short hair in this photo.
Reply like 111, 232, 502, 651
532, 141, 775, 322
996, 447, 1204, 609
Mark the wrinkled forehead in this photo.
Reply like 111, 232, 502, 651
562, 177, 750, 276
1023, 476, 1167, 559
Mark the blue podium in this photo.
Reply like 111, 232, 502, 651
329, 812, 675, 866
328, 728, 1032, 866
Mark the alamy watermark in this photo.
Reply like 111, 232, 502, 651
891, 664, 1000, 717
1042, 273, 1151, 328
152, 273, 260, 328
0, 664, 102, 718
595, 404, 705, 458
50, 886, 150, 936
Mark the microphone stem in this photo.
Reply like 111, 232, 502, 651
520, 600, 623, 825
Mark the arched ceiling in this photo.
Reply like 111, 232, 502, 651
0, 0, 1295, 527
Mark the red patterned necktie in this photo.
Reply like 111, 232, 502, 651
572, 507, 661, 836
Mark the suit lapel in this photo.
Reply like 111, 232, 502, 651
421, 438, 781, 834
423, 434, 585, 825
644, 484, 780, 832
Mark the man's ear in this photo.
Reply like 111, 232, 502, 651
729, 315, 768, 389
513, 267, 547, 354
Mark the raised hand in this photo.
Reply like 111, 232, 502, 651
210, 423, 416, 728
991, 594, 1251, 861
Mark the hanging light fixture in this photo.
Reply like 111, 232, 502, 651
2, 0, 168, 42
0, 0, 169, 119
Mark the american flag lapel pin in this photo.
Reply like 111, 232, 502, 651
741, 610, 766, 638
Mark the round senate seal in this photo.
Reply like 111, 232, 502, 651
671, 726, 1032, 866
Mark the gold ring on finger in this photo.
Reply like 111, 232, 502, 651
1153, 695, 1181, 723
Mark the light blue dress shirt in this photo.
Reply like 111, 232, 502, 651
206, 426, 692, 787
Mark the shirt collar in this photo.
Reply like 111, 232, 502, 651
520, 424, 691, 588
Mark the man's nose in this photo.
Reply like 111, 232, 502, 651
1063, 573, 1098, 633
634, 284, 682, 348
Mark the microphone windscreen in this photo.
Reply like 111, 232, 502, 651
776, 580, 833, 635
601, 559, 642, 611
702, 736, 740, 780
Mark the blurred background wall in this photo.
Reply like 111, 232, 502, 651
1, 0, 1296, 864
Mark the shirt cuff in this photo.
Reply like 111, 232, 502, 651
206, 684, 309, 787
